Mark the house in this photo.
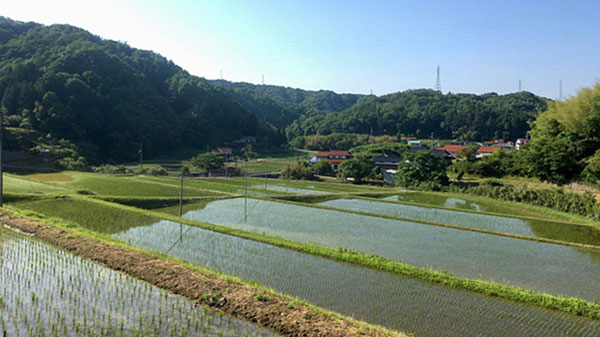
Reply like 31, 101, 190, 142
383, 169, 397, 184
515, 138, 529, 150
483, 139, 513, 151
430, 149, 452, 166
408, 140, 422, 147
436, 144, 464, 157
313, 150, 353, 170
213, 147, 233, 161
476, 146, 501, 158
373, 153, 403, 170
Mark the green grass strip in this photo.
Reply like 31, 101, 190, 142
41, 194, 600, 320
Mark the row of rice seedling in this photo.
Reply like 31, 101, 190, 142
0, 226, 279, 337
113, 220, 600, 337
181, 197, 600, 303
320, 198, 600, 246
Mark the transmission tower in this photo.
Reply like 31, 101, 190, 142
518, 80, 522, 92
559, 80, 563, 101
435, 66, 441, 92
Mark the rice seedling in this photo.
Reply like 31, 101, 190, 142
0, 227, 279, 337
180, 197, 600, 303
114, 220, 600, 337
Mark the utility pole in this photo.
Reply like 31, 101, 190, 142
139, 143, 143, 172
179, 171, 184, 217
0, 111, 3, 207
244, 160, 248, 223
179, 168, 184, 241
264, 160, 267, 191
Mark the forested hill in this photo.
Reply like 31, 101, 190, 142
209, 80, 365, 127
286, 89, 548, 141
0, 17, 262, 164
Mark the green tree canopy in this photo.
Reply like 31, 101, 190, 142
190, 152, 224, 172
523, 83, 600, 185
338, 157, 372, 183
396, 151, 449, 187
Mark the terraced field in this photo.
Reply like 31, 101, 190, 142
0, 227, 279, 337
113, 220, 600, 336
8, 172, 600, 336
181, 197, 600, 303
321, 197, 600, 246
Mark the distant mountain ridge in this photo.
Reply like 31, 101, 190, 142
209, 79, 365, 128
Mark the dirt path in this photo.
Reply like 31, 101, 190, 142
0, 210, 403, 337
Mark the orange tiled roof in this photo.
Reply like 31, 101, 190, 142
436, 145, 464, 153
477, 146, 501, 153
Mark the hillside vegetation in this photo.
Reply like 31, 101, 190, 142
286, 89, 548, 141
209, 79, 365, 127
0, 17, 261, 164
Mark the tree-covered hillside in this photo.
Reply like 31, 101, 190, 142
286, 89, 548, 141
0, 17, 263, 164
209, 80, 365, 127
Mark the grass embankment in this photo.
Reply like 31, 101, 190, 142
0, 208, 404, 337
10, 195, 600, 320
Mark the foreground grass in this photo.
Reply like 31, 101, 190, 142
10, 194, 600, 321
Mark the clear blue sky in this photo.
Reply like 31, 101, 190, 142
2, 0, 599, 98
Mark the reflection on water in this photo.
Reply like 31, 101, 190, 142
115, 220, 600, 337
182, 197, 600, 303
329, 198, 600, 246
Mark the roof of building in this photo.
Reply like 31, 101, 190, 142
436, 145, 464, 153
373, 154, 403, 164
431, 149, 450, 157
329, 150, 351, 156
477, 146, 501, 153
216, 147, 232, 152
316, 150, 351, 157
327, 158, 345, 164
